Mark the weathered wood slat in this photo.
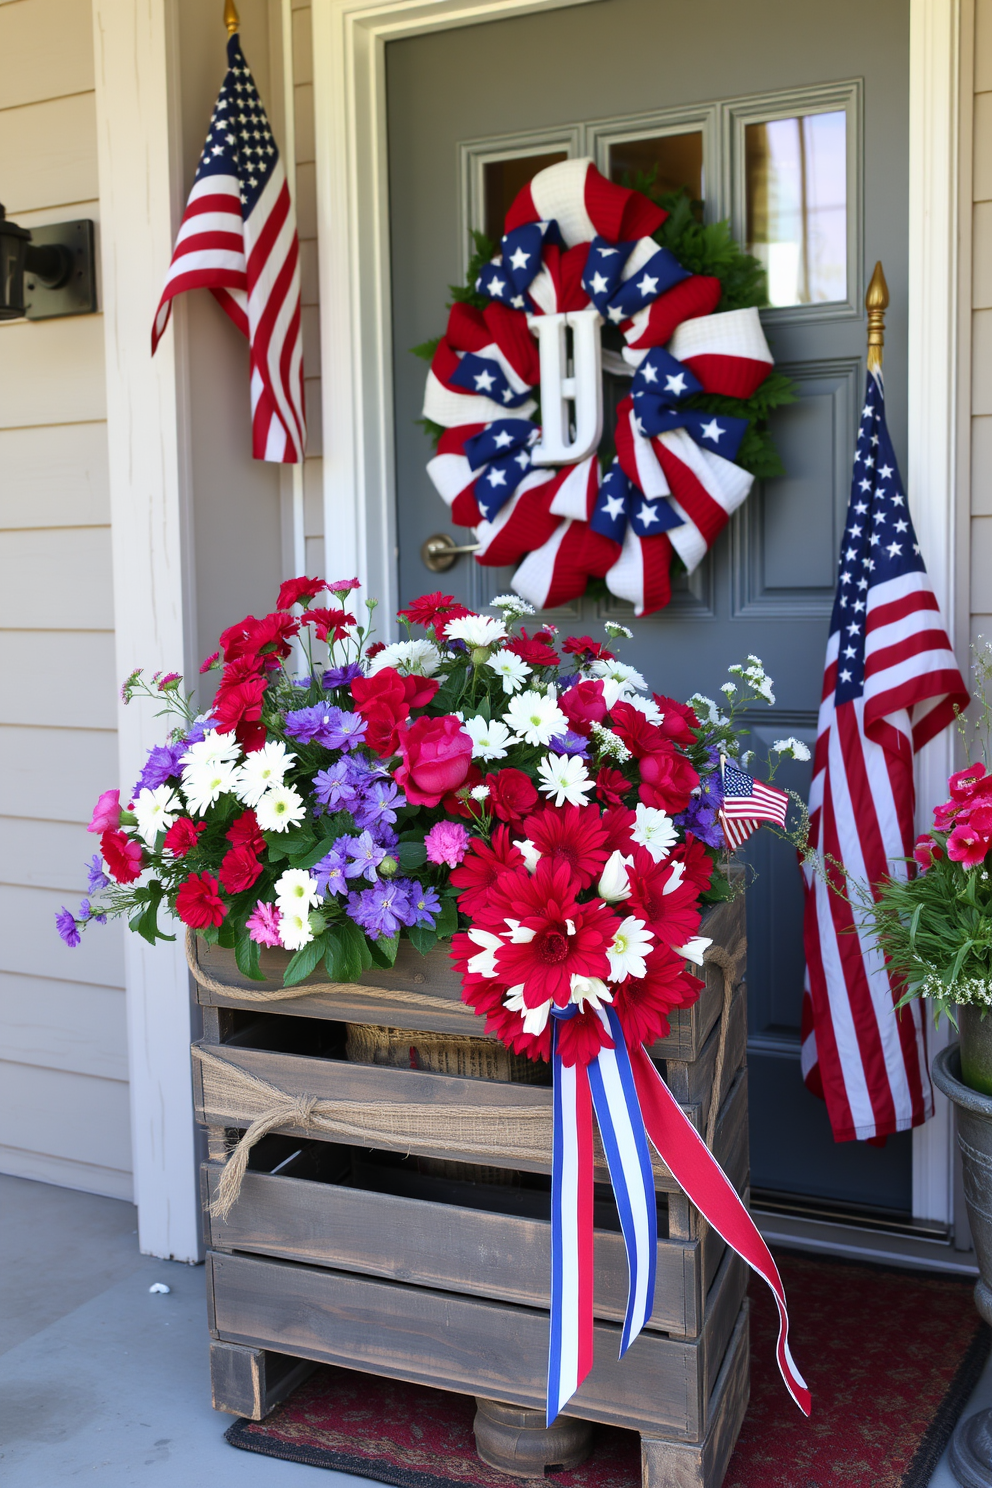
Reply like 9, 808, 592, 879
662, 986, 746, 1135
641, 1302, 750, 1485
209, 1339, 318, 1420
205, 1240, 744, 1438
202, 1162, 702, 1336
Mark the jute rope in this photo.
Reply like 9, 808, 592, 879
701, 943, 743, 1150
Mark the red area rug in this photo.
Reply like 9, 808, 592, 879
225, 1252, 989, 1488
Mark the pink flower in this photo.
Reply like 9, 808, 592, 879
424, 821, 471, 868
947, 823, 991, 867
913, 834, 943, 870
394, 714, 474, 807
88, 789, 121, 834
329, 577, 361, 592
246, 900, 282, 948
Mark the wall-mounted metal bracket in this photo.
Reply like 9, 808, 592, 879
23, 219, 97, 320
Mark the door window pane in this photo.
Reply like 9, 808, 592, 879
483, 152, 567, 244
608, 132, 703, 202
745, 110, 847, 306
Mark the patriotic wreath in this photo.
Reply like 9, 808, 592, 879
420, 158, 793, 615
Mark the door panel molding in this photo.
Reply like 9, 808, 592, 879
460, 125, 582, 275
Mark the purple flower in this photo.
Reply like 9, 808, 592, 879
284, 703, 345, 747
183, 718, 214, 748
134, 741, 184, 795
87, 855, 110, 894
314, 844, 349, 897
549, 731, 590, 758
344, 830, 388, 881
404, 881, 440, 928
327, 711, 367, 751
675, 796, 725, 849
323, 662, 363, 689
347, 880, 411, 938
313, 760, 359, 812
79, 898, 107, 925
558, 673, 581, 692
353, 780, 405, 831
56, 907, 81, 948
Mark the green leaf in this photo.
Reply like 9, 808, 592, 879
397, 839, 427, 871
335, 918, 373, 982
234, 926, 266, 982
283, 933, 330, 987
367, 933, 400, 968
434, 898, 458, 940
408, 922, 438, 956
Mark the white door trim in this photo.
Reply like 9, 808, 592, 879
311, 0, 967, 1230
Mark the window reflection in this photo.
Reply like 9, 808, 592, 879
745, 111, 847, 306
608, 132, 703, 203
482, 152, 567, 245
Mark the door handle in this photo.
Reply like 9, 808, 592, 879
421, 532, 480, 573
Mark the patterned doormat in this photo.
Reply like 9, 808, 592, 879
225, 1252, 990, 1488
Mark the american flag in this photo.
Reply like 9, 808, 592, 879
801, 371, 967, 1143
719, 759, 789, 851
151, 33, 305, 463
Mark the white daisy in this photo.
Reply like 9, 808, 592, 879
254, 783, 307, 832
369, 639, 442, 676
444, 614, 507, 648
486, 649, 531, 694
606, 917, 654, 982
180, 729, 240, 769
182, 759, 239, 816
598, 850, 633, 902
591, 658, 648, 692
503, 987, 551, 1035
274, 869, 320, 913
504, 688, 568, 746
462, 714, 512, 761
569, 974, 613, 1012
631, 803, 678, 862
614, 688, 663, 724
466, 927, 504, 978
537, 752, 594, 807
280, 908, 315, 952
234, 740, 297, 806
132, 785, 182, 845
677, 935, 713, 967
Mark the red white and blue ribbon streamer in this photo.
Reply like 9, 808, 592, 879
547, 1010, 811, 1424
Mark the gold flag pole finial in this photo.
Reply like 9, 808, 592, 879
224, 0, 240, 35
866, 261, 889, 376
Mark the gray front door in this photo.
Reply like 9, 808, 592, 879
387, 0, 914, 1217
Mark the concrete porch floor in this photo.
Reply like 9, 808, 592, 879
2, 1174, 991, 1487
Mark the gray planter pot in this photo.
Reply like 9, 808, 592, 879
931, 1043, 992, 1487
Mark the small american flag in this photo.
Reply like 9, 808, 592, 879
151, 33, 305, 463
719, 759, 789, 851
801, 371, 967, 1143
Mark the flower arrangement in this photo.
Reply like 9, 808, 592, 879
58, 576, 794, 1065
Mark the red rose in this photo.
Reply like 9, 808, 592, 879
395, 715, 474, 806
595, 766, 631, 807
351, 670, 410, 757
176, 872, 228, 929
100, 829, 144, 884
609, 700, 665, 758
277, 575, 325, 610
226, 810, 266, 854
484, 767, 539, 826
560, 678, 608, 735
399, 673, 440, 710
163, 817, 205, 858
651, 695, 700, 745
638, 748, 699, 813
218, 844, 263, 895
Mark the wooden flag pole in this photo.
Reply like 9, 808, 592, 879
224, 0, 239, 35
866, 260, 889, 375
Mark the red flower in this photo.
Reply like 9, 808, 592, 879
677, 835, 716, 893
489, 860, 617, 1008
277, 575, 325, 610
913, 834, 943, 870
522, 804, 609, 890
101, 829, 144, 884
556, 1006, 616, 1067
560, 678, 608, 735
399, 591, 457, 629
366, 641, 387, 659
199, 651, 220, 674
442, 764, 484, 818
398, 671, 440, 710
451, 827, 525, 919
613, 947, 703, 1048
176, 872, 228, 929
219, 612, 299, 667
562, 636, 615, 662
328, 576, 361, 592
458, 975, 552, 1064
301, 607, 356, 642
395, 715, 474, 806
625, 846, 703, 951
609, 700, 665, 758
484, 767, 539, 827
163, 817, 205, 857
351, 670, 410, 756
212, 676, 268, 736
226, 810, 266, 854
638, 746, 699, 814
218, 844, 264, 895
651, 695, 699, 746
602, 804, 637, 856
504, 627, 560, 667
595, 766, 632, 808
947, 822, 991, 867
949, 763, 992, 801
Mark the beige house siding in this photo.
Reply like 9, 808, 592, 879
0, 0, 129, 1198
974, 0, 992, 646
293, 0, 324, 574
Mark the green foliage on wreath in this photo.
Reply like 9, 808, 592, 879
411, 184, 796, 480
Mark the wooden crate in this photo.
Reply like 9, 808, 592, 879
193, 893, 750, 1488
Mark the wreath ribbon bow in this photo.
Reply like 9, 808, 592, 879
548, 1005, 811, 1425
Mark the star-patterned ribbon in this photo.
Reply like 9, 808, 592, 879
463, 419, 540, 520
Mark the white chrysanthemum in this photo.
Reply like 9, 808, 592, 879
677, 935, 713, 967
444, 614, 507, 648
513, 838, 542, 873
274, 869, 320, 913
591, 658, 647, 692
466, 927, 503, 978
470, 784, 491, 801
182, 760, 239, 816
569, 975, 613, 1013
369, 639, 442, 676
537, 752, 594, 807
504, 688, 568, 746
463, 714, 512, 761
598, 850, 633, 902
631, 803, 678, 863
772, 736, 811, 762
486, 649, 531, 694
234, 740, 297, 806
607, 916, 654, 982
132, 785, 182, 845
180, 730, 240, 768
503, 987, 551, 1035
254, 783, 307, 832
490, 593, 535, 617
280, 908, 315, 952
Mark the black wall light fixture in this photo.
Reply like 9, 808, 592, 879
0, 204, 97, 321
